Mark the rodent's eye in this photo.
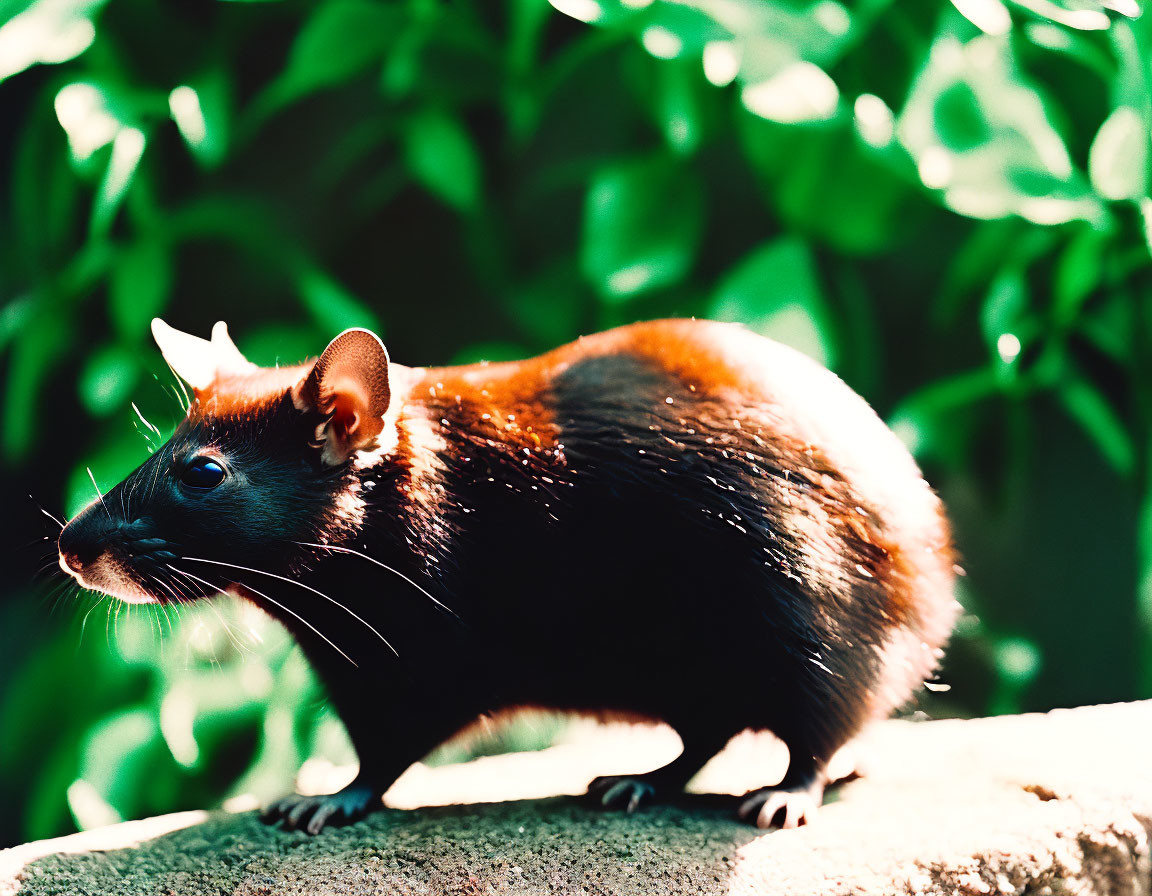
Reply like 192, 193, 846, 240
181, 457, 226, 490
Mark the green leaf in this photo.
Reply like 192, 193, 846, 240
980, 270, 1028, 350
934, 82, 989, 152
1053, 227, 1106, 323
78, 345, 140, 417
109, 240, 172, 341
2, 305, 73, 461
1058, 374, 1136, 476
738, 112, 916, 254
707, 238, 837, 368
238, 324, 319, 369
581, 156, 703, 301
297, 269, 381, 336
886, 368, 999, 463
276, 0, 400, 100
402, 109, 482, 212
651, 58, 710, 155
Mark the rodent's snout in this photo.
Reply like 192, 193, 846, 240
57, 516, 105, 580
56, 508, 160, 604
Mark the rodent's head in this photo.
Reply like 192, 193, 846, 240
57, 321, 393, 604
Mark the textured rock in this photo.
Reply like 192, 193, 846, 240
2, 702, 1151, 896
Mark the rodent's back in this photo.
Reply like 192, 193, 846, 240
401, 319, 956, 724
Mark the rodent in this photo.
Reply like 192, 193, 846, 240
56, 317, 958, 834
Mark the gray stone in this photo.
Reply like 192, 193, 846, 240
2, 701, 1150, 895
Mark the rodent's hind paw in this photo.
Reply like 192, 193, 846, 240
586, 775, 659, 813
738, 783, 822, 830
262, 783, 381, 834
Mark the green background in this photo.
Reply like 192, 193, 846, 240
0, 0, 1149, 848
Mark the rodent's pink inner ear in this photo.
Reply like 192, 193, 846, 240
294, 328, 391, 464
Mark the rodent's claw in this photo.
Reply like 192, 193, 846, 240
262, 784, 380, 833
587, 776, 658, 813
738, 783, 822, 829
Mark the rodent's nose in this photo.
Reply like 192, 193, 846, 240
57, 511, 108, 579
59, 549, 83, 575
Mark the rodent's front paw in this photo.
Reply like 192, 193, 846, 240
737, 783, 822, 829
586, 775, 659, 813
262, 784, 380, 834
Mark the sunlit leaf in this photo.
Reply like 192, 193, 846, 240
1089, 106, 1148, 200
54, 81, 121, 163
78, 346, 140, 417
708, 238, 836, 367
92, 127, 146, 237
169, 73, 230, 168
742, 61, 839, 124
581, 156, 703, 301
74, 707, 174, 828
0, 0, 104, 83
1007, 0, 1131, 29
898, 33, 1103, 225
402, 109, 482, 212
988, 636, 1042, 715
651, 58, 708, 155
951, 0, 1013, 35
980, 271, 1028, 349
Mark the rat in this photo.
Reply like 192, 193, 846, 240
56, 317, 958, 834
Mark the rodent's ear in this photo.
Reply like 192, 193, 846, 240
292, 328, 391, 466
151, 319, 256, 392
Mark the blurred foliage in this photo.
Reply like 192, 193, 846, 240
1, 0, 1150, 846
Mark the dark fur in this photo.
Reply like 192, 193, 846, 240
58, 322, 955, 831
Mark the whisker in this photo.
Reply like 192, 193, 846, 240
87, 467, 114, 522
80, 592, 110, 649
172, 566, 359, 669
132, 402, 163, 445
30, 498, 65, 531
40, 577, 73, 615
166, 567, 249, 657
296, 541, 457, 618
164, 362, 192, 412
181, 555, 397, 656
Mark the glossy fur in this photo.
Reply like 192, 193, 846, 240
57, 319, 957, 832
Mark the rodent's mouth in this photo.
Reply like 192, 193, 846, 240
58, 523, 187, 605
58, 549, 160, 604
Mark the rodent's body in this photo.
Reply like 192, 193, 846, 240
57, 319, 957, 832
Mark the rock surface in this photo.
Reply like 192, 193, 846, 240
2, 701, 1151, 895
